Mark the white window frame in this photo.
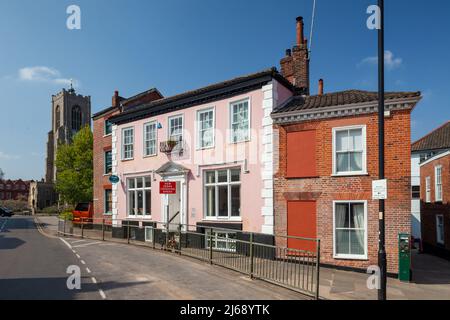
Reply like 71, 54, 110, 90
426, 176, 432, 203
229, 98, 251, 144
332, 125, 367, 176
436, 214, 445, 245
196, 107, 216, 150
143, 121, 158, 157
435, 165, 443, 202
122, 127, 134, 160
104, 189, 112, 215
203, 168, 242, 221
168, 114, 184, 143
126, 177, 152, 218
104, 150, 112, 175
205, 230, 237, 252
333, 200, 368, 260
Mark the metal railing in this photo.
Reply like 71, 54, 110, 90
57, 217, 320, 299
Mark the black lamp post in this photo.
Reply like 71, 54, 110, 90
377, 0, 387, 301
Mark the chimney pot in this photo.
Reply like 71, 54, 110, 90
296, 16, 304, 46
286, 49, 292, 57
318, 79, 324, 95
112, 90, 120, 107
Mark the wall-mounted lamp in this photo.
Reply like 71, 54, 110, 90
157, 123, 163, 129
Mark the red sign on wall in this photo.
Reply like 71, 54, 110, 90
160, 181, 177, 194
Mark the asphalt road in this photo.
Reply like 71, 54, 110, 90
1, 215, 305, 300
0, 216, 101, 300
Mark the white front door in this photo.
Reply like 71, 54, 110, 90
163, 178, 186, 231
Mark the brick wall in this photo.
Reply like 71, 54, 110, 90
274, 109, 412, 274
93, 110, 119, 220
420, 153, 450, 256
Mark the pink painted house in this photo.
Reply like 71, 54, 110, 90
106, 16, 314, 248
108, 69, 294, 245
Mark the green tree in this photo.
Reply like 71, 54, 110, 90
55, 126, 93, 205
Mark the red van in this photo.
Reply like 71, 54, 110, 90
72, 202, 93, 225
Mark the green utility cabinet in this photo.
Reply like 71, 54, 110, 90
398, 233, 411, 282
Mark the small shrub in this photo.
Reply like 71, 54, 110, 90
59, 210, 73, 221
40, 205, 60, 215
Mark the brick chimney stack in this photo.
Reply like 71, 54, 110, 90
318, 79, 324, 95
112, 90, 120, 107
280, 16, 310, 95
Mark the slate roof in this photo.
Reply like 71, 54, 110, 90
109, 68, 294, 125
273, 90, 421, 114
412, 121, 450, 152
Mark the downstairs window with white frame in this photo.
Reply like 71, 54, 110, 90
204, 168, 241, 220
145, 226, 154, 243
334, 201, 367, 259
206, 230, 237, 252
127, 176, 151, 217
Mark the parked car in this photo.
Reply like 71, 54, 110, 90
72, 202, 93, 225
0, 206, 13, 217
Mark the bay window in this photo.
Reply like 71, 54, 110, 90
334, 201, 367, 259
127, 177, 151, 217
333, 126, 366, 175
204, 168, 241, 219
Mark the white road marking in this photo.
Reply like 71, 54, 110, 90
86, 267, 91, 273
80, 260, 86, 265
91, 277, 97, 284
71, 240, 88, 244
76, 254, 81, 259
0, 218, 9, 233
72, 241, 103, 248
60, 238, 73, 249
99, 289, 106, 300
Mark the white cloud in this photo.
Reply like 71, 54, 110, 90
0, 152, 20, 160
18, 66, 78, 87
359, 50, 403, 70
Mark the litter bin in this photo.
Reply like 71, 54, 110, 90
398, 233, 411, 282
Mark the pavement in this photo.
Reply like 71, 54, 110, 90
30, 215, 450, 300
1, 215, 306, 300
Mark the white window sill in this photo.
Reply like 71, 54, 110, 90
333, 254, 368, 261
202, 217, 242, 222
143, 154, 157, 159
196, 145, 215, 151
103, 134, 112, 138
122, 158, 134, 162
331, 172, 369, 177
126, 216, 152, 220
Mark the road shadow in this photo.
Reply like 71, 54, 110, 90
0, 276, 150, 300
412, 250, 450, 285
0, 234, 25, 250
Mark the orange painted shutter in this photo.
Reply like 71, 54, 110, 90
286, 130, 317, 178
287, 201, 317, 252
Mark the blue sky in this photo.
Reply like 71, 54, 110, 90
0, 0, 449, 180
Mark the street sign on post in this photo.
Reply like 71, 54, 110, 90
372, 179, 387, 200
160, 181, 177, 195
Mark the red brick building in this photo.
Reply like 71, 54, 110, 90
420, 150, 450, 259
92, 89, 163, 222
0, 179, 31, 201
271, 17, 422, 274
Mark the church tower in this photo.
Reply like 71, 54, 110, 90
45, 85, 91, 183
